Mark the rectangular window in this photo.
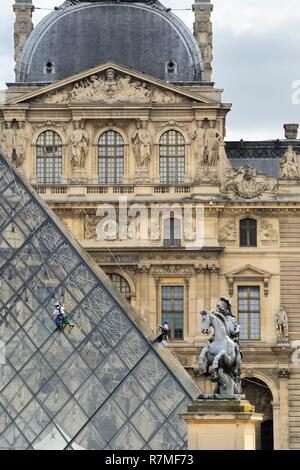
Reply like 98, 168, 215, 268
161, 286, 184, 340
238, 286, 260, 340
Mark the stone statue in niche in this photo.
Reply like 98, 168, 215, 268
15, 122, 28, 168
275, 305, 289, 340
132, 120, 152, 171
279, 146, 300, 178
192, 121, 206, 167
205, 125, 222, 169
1, 121, 16, 161
69, 121, 89, 169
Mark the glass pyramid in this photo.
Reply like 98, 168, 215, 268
0, 154, 199, 450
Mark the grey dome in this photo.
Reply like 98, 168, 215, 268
16, 1, 204, 83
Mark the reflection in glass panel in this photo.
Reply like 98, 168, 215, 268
131, 399, 163, 441
74, 374, 108, 417
110, 423, 145, 450
15, 400, 51, 442
55, 398, 89, 440
1, 376, 33, 418
92, 400, 126, 443
95, 351, 128, 394
113, 376, 147, 418
31, 424, 68, 451
0, 423, 30, 450
36, 375, 71, 418
19, 352, 54, 394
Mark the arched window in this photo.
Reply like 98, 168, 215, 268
240, 218, 257, 247
160, 130, 185, 185
164, 217, 181, 247
36, 131, 62, 185
108, 273, 131, 302
98, 131, 124, 185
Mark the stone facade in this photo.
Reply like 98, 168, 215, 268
1, 0, 300, 451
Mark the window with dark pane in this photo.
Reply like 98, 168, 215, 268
159, 131, 185, 185
161, 286, 184, 340
98, 131, 124, 185
36, 131, 62, 185
164, 217, 181, 247
240, 218, 257, 247
107, 274, 131, 302
238, 286, 261, 340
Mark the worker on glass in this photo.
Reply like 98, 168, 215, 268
52, 301, 74, 331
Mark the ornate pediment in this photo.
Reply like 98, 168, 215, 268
12, 63, 212, 106
225, 264, 272, 297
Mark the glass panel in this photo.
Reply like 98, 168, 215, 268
110, 423, 145, 450
54, 398, 89, 440
131, 399, 163, 441
57, 351, 91, 394
149, 423, 184, 451
31, 423, 68, 450
95, 351, 129, 394
71, 422, 107, 450
36, 374, 72, 418
92, 400, 126, 443
0, 423, 30, 450
113, 375, 147, 418
74, 374, 108, 416
15, 400, 51, 442
1, 376, 33, 418
134, 351, 167, 394
19, 352, 54, 394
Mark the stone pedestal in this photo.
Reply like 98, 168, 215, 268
70, 168, 88, 185
181, 399, 263, 451
134, 168, 150, 184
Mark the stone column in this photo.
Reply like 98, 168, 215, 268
192, 0, 214, 81
277, 369, 290, 449
13, 0, 34, 68
181, 400, 263, 450
137, 265, 150, 324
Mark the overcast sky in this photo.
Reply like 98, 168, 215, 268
1, 0, 300, 140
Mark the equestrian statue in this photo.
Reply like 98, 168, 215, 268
198, 297, 243, 399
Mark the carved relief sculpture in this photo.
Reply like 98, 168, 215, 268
219, 219, 237, 244
223, 163, 277, 199
69, 121, 89, 170
132, 120, 152, 171
260, 220, 278, 245
275, 305, 289, 340
279, 146, 300, 178
38, 70, 185, 105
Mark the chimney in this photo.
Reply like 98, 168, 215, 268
192, 0, 213, 82
13, 0, 35, 70
284, 124, 299, 140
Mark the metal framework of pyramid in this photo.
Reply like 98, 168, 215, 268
0, 154, 199, 450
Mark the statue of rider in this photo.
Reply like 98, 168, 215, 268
215, 297, 240, 346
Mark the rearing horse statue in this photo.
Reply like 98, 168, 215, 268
199, 309, 242, 399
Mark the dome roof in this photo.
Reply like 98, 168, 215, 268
16, 0, 204, 83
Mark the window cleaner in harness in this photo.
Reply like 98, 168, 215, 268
52, 301, 74, 332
